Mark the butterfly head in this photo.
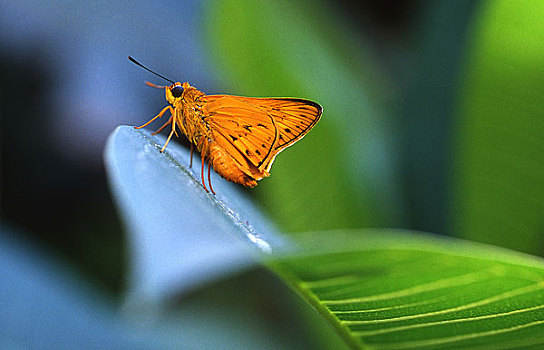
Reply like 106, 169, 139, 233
164, 82, 183, 103
127, 57, 188, 103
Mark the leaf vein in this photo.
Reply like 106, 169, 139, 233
368, 319, 544, 350
353, 303, 544, 337
342, 281, 544, 325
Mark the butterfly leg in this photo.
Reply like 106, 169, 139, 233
135, 105, 174, 129
200, 154, 209, 192
160, 117, 177, 153
158, 120, 178, 138
189, 143, 194, 168
151, 115, 173, 135
207, 162, 216, 195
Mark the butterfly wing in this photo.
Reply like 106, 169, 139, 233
201, 95, 322, 174
230, 96, 322, 171
232, 97, 322, 147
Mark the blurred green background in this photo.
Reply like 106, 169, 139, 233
1, 0, 544, 347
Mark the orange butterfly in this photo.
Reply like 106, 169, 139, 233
129, 56, 322, 194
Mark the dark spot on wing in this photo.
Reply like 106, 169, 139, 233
243, 125, 252, 131
230, 135, 238, 142
245, 150, 252, 156
257, 123, 268, 129
255, 150, 261, 155
284, 128, 291, 133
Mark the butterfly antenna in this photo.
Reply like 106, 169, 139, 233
128, 56, 175, 84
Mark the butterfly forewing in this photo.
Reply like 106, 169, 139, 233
235, 97, 322, 151
202, 95, 322, 173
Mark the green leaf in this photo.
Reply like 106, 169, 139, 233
275, 229, 544, 349
451, 0, 544, 253
204, 0, 402, 231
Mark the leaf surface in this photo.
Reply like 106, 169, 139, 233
276, 230, 544, 349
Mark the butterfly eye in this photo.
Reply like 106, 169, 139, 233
171, 85, 184, 98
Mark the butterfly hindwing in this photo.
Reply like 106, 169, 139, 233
201, 95, 278, 171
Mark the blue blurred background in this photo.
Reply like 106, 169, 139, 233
1, 0, 544, 347
1, 0, 219, 292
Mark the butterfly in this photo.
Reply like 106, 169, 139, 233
129, 56, 322, 194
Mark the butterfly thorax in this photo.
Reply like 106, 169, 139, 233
170, 82, 208, 147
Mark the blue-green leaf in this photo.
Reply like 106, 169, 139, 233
104, 126, 288, 302
0, 226, 155, 349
